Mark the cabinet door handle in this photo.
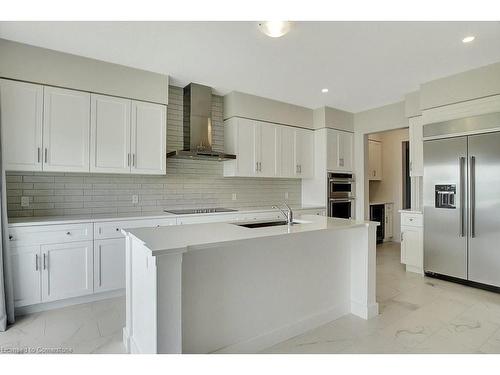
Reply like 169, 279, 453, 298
255, 162, 259, 172
66, 231, 71, 235
133, 154, 136, 167
37, 148, 41, 163
44, 148, 48, 163
35, 254, 39, 271
43, 253, 47, 270
98, 245, 102, 287
127, 153, 131, 167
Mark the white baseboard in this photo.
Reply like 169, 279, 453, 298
406, 265, 424, 275
15, 289, 125, 316
212, 303, 350, 354
350, 300, 379, 320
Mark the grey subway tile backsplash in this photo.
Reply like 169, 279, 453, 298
7, 86, 301, 218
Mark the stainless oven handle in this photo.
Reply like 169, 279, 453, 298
329, 179, 355, 183
329, 198, 356, 203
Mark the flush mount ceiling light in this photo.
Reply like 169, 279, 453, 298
321, 88, 329, 93
258, 21, 291, 38
462, 36, 475, 43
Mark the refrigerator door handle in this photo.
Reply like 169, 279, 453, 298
459, 156, 466, 237
470, 155, 476, 238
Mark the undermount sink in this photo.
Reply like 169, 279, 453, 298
234, 220, 309, 229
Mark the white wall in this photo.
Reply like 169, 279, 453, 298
0, 38, 169, 105
353, 101, 407, 220
368, 128, 409, 242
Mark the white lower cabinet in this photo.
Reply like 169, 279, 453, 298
94, 238, 126, 293
400, 211, 423, 275
11, 245, 42, 307
41, 241, 93, 302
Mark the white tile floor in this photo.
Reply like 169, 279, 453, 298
264, 242, 500, 353
2, 241, 500, 354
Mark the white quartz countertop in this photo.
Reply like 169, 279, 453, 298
7, 205, 326, 227
123, 215, 376, 256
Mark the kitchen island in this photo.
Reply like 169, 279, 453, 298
122, 214, 378, 354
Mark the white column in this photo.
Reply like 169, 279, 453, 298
349, 223, 379, 319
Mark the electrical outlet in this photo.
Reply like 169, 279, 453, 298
284, 192, 289, 200
21, 196, 30, 207
232, 193, 237, 201
132, 195, 139, 204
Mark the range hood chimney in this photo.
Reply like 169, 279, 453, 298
166, 83, 236, 161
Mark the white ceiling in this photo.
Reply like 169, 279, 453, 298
1, 21, 500, 112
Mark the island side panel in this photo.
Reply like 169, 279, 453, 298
156, 252, 183, 354
180, 230, 352, 354
129, 238, 158, 354
349, 223, 379, 319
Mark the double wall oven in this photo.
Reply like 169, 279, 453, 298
328, 172, 355, 219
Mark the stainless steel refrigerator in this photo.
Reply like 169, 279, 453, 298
423, 130, 500, 288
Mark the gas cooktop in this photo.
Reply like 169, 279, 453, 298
164, 208, 238, 215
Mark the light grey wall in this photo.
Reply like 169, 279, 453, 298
6, 86, 301, 218
420, 61, 500, 110
404, 91, 421, 118
224, 91, 313, 129
313, 107, 354, 132
0, 38, 169, 105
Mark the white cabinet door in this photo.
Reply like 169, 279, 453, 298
255, 122, 278, 177
0, 79, 43, 171
368, 140, 382, 180
327, 129, 339, 171
279, 126, 295, 177
295, 128, 314, 178
94, 238, 126, 293
236, 118, 257, 176
131, 101, 167, 175
10, 245, 41, 307
400, 226, 423, 269
43, 87, 90, 172
409, 116, 423, 177
41, 241, 93, 302
338, 131, 353, 172
90, 94, 131, 173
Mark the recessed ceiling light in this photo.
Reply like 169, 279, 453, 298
321, 88, 329, 93
258, 21, 291, 38
462, 36, 475, 43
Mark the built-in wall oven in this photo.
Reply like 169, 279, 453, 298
328, 172, 355, 219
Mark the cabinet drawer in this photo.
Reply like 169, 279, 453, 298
401, 213, 423, 227
9, 223, 93, 245
94, 218, 177, 239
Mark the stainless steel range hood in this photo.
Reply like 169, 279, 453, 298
166, 83, 236, 161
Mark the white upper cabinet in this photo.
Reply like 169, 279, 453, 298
327, 129, 354, 172
409, 116, 423, 177
223, 118, 257, 177
338, 131, 353, 172
278, 126, 295, 177
224, 117, 314, 179
43, 86, 91, 172
131, 101, 167, 175
1, 79, 166, 175
294, 128, 314, 178
255, 121, 278, 177
368, 139, 382, 180
0, 79, 43, 171
90, 94, 131, 173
